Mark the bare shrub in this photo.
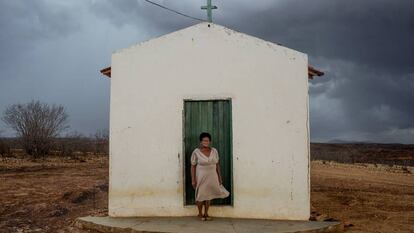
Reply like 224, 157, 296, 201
0, 140, 10, 157
94, 128, 109, 155
53, 129, 109, 158
1, 100, 69, 158
0, 130, 11, 156
57, 131, 92, 157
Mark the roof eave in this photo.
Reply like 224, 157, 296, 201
100, 65, 325, 79
100, 67, 111, 78
308, 66, 324, 80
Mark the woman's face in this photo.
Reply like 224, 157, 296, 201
200, 137, 210, 148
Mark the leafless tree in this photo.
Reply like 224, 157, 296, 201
94, 128, 109, 154
1, 100, 69, 158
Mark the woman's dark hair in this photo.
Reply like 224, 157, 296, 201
199, 132, 211, 141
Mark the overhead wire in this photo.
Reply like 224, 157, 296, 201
142, 0, 205, 22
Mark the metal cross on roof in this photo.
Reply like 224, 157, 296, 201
201, 0, 217, 23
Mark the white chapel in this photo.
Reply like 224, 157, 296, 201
100, 22, 324, 220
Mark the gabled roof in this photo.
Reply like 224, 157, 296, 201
100, 66, 324, 79
100, 22, 325, 80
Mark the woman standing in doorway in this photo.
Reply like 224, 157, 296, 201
190, 132, 230, 221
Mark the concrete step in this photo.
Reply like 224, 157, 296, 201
75, 216, 343, 233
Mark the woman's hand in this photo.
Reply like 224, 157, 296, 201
191, 165, 197, 189
216, 162, 223, 185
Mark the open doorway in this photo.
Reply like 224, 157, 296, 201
183, 99, 233, 205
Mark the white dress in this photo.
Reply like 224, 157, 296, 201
191, 147, 230, 202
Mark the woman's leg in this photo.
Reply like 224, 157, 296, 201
204, 200, 210, 217
196, 201, 203, 217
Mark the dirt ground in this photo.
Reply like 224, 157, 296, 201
0, 156, 413, 232
311, 161, 414, 232
0, 156, 108, 233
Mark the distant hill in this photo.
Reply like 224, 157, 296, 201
310, 142, 414, 166
326, 139, 374, 144
311, 139, 410, 145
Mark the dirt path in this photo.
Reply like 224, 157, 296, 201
311, 161, 414, 232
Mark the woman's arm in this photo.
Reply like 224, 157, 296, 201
191, 165, 197, 189
216, 162, 223, 184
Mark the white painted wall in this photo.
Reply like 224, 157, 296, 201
108, 22, 310, 220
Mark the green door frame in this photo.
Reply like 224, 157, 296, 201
182, 98, 233, 206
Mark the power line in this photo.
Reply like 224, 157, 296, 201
143, 0, 204, 22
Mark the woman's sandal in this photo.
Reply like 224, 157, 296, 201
198, 214, 206, 221
204, 214, 212, 221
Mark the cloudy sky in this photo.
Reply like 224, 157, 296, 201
0, 0, 413, 143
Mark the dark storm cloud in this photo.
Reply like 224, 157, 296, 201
90, 0, 200, 37
0, 0, 413, 143
225, 0, 414, 74
0, 1, 81, 66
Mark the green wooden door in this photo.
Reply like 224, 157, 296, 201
184, 99, 232, 205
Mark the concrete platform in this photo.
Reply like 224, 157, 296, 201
75, 216, 343, 233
